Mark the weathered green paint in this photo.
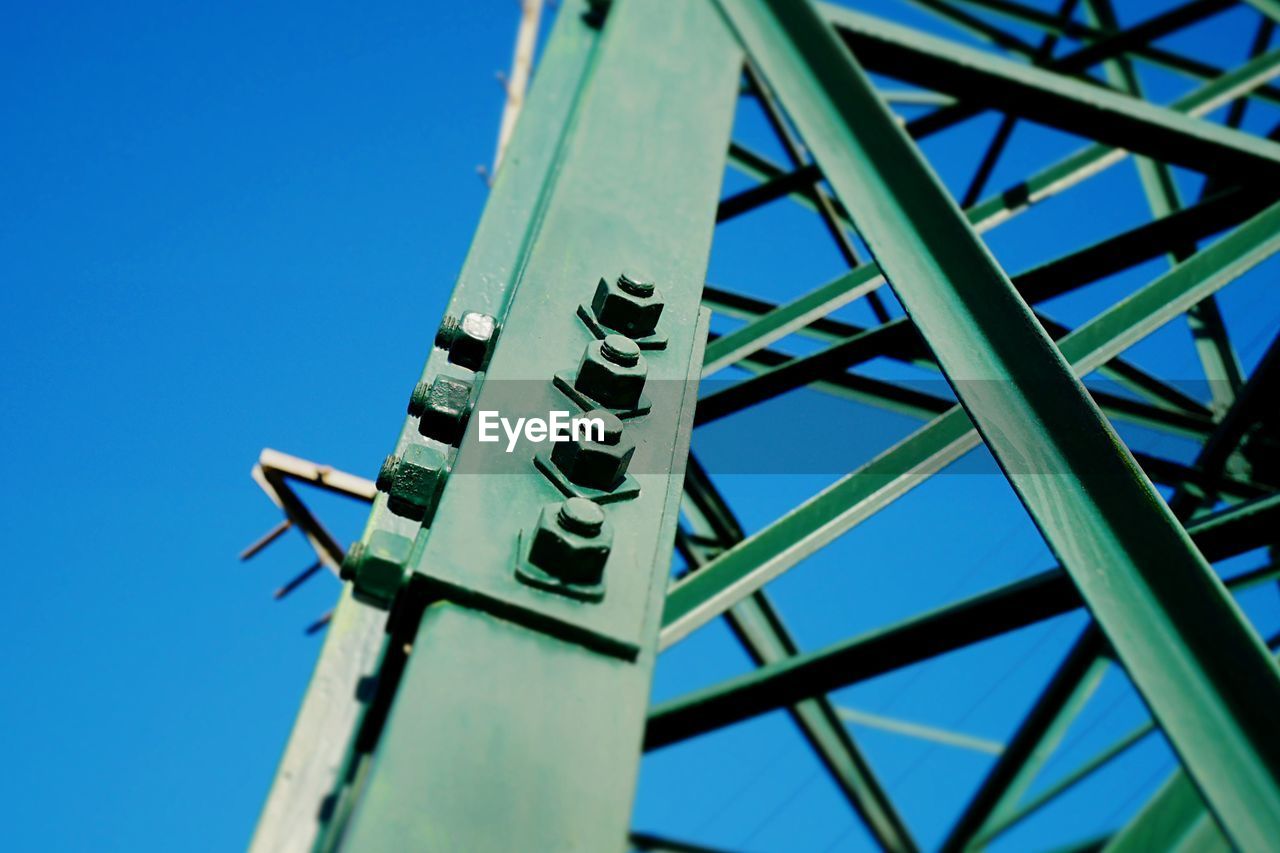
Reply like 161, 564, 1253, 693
255, 4, 608, 849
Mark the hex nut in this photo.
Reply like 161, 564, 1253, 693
573, 335, 647, 409
550, 409, 634, 491
376, 444, 448, 521
340, 530, 414, 604
435, 311, 498, 372
411, 375, 475, 446
527, 498, 613, 586
590, 273, 664, 339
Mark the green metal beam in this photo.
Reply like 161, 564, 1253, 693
739, 62, 891, 324
704, 287, 1216, 440
665, 8, 1280, 829
1082, 0, 1246, 423
1170, 331, 1280, 516
929, 0, 1280, 110
699, 184, 1267, 425
647, 511, 1280, 748
957, 0, 1080, 208
717, 331, 1228, 449
981, 628, 1280, 846
1102, 771, 1229, 852
629, 831, 736, 853
705, 48, 1280, 377
666, 134, 1280, 657
822, 6, 1280, 181
834, 706, 1005, 755
976, 721, 1157, 844
941, 632, 1108, 851
680, 461, 917, 852
250, 6, 611, 831
332, 1, 740, 849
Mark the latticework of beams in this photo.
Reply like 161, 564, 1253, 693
249, 0, 1280, 849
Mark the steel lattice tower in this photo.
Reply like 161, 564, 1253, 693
244, 0, 1280, 849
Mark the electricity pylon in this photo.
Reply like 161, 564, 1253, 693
246, 0, 1280, 849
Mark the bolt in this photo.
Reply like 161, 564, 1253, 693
527, 499, 613, 586
550, 409, 634, 490
340, 541, 364, 582
376, 455, 399, 492
582, 0, 611, 27
434, 310, 498, 371
573, 338, 647, 410
590, 273, 664, 339
375, 444, 448, 521
600, 334, 640, 367
339, 531, 414, 604
557, 497, 605, 536
589, 410, 624, 445
434, 315, 459, 349
411, 375, 475, 446
617, 272, 655, 298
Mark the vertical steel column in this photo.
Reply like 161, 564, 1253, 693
331, 1, 741, 849
250, 4, 605, 849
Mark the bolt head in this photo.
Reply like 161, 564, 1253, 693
590, 275, 664, 339
617, 272, 655, 298
574, 339, 647, 410
416, 375, 475, 446
340, 542, 364, 581
439, 311, 498, 371
382, 444, 448, 521
343, 531, 414, 604
558, 497, 605, 535
376, 455, 399, 492
528, 500, 613, 586
600, 334, 640, 367
551, 410, 634, 490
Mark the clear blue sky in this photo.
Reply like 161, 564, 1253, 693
2, 1, 1278, 850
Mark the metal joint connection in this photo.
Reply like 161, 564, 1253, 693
516, 497, 614, 602
376, 444, 448, 522
340, 530, 415, 606
409, 375, 476, 446
578, 272, 668, 349
434, 310, 499, 372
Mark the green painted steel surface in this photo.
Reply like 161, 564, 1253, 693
941, 633, 1108, 850
820, 7, 1280, 180
649, 515, 1280, 748
253, 0, 1280, 846
330, 1, 740, 849
682, 464, 916, 852
977, 721, 1158, 844
675, 3, 1280, 843
255, 2, 609, 847
703, 47, 1280, 376
665, 194, 1280, 650
1103, 772, 1229, 852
